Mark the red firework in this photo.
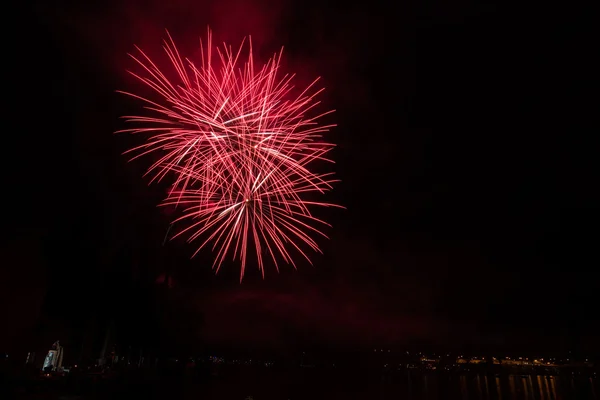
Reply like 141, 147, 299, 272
117, 29, 341, 280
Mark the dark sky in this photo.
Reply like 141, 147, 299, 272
3, 0, 597, 357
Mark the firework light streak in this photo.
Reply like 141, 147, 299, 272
117, 29, 341, 281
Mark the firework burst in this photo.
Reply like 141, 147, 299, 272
117, 29, 341, 280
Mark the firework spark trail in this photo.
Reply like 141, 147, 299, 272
118, 29, 341, 281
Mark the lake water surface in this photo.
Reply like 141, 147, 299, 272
11, 369, 599, 399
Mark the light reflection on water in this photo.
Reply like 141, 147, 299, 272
395, 372, 598, 400
202, 370, 599, 400
28, 369, 597, 400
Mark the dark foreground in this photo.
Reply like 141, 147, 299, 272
4, 367, 599, 400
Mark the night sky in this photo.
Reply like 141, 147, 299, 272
3, 0, 597, 359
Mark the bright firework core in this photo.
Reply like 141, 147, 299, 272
117, 29, 341, 281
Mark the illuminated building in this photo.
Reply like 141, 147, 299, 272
42, 341, 63, 371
